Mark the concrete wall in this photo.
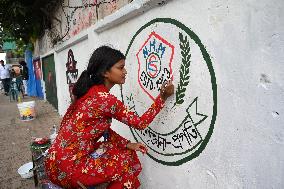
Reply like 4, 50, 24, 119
55, 32, 91, 112
40, 0, 284, 188
37, 0, 132, 55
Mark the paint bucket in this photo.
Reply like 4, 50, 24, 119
17, 101, 36, 121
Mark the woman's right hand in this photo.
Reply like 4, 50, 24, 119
160, 80, 174, 101
126, 142, 148, 154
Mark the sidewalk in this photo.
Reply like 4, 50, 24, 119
0, 92, 61, 189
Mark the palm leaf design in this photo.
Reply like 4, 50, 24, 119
174, 32, 191, 106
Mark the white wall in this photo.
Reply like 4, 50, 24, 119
45, 0, 284, 188
54, 31, 92, 114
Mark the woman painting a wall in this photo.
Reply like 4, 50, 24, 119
44, 46, 174, 189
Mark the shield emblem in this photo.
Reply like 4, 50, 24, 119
136, 32, 175, 100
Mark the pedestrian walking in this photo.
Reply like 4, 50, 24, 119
0, 60, 11, 96
44, 46, 174, 189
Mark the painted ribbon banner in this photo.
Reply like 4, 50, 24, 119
123, 18, 217, 166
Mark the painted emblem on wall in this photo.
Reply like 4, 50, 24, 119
66, 49, 78, 102
137, 32, 174, 100
122, 18, 217, 166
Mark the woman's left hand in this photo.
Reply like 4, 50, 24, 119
126, 142, 148, 154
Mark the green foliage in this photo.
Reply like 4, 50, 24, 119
12, 39, 33, 57
0, 0, 60, 50
174, 32, 191, 107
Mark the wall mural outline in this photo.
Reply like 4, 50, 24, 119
123, 18, 217, 166
42, 0, 131, 47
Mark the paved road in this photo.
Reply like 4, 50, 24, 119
0, 92, 61, 189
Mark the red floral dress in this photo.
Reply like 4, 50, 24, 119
45, 84, 165, 189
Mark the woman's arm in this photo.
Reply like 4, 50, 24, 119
107, 128, 147, 153
100, 80, 173, 130
107, 128, 130, 149
106, 94, 165, 130
104, 80, 173, 130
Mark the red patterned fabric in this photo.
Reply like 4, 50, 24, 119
45, 84, 164, 189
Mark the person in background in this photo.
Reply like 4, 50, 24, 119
19, 60, 29, 96
0, 60, 11, 96
0, 79, 3, 91
44, 46, 174, 189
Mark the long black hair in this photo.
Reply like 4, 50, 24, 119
72, 46, 125, 99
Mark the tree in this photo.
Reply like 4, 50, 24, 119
0, 0, 61, 53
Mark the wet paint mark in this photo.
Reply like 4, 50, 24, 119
271, 111, 279, 118
260, 74, 271, 83
258, 74, 271, 90
206, 169, 217, 182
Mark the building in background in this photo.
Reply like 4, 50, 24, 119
2, 41, 24, 64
